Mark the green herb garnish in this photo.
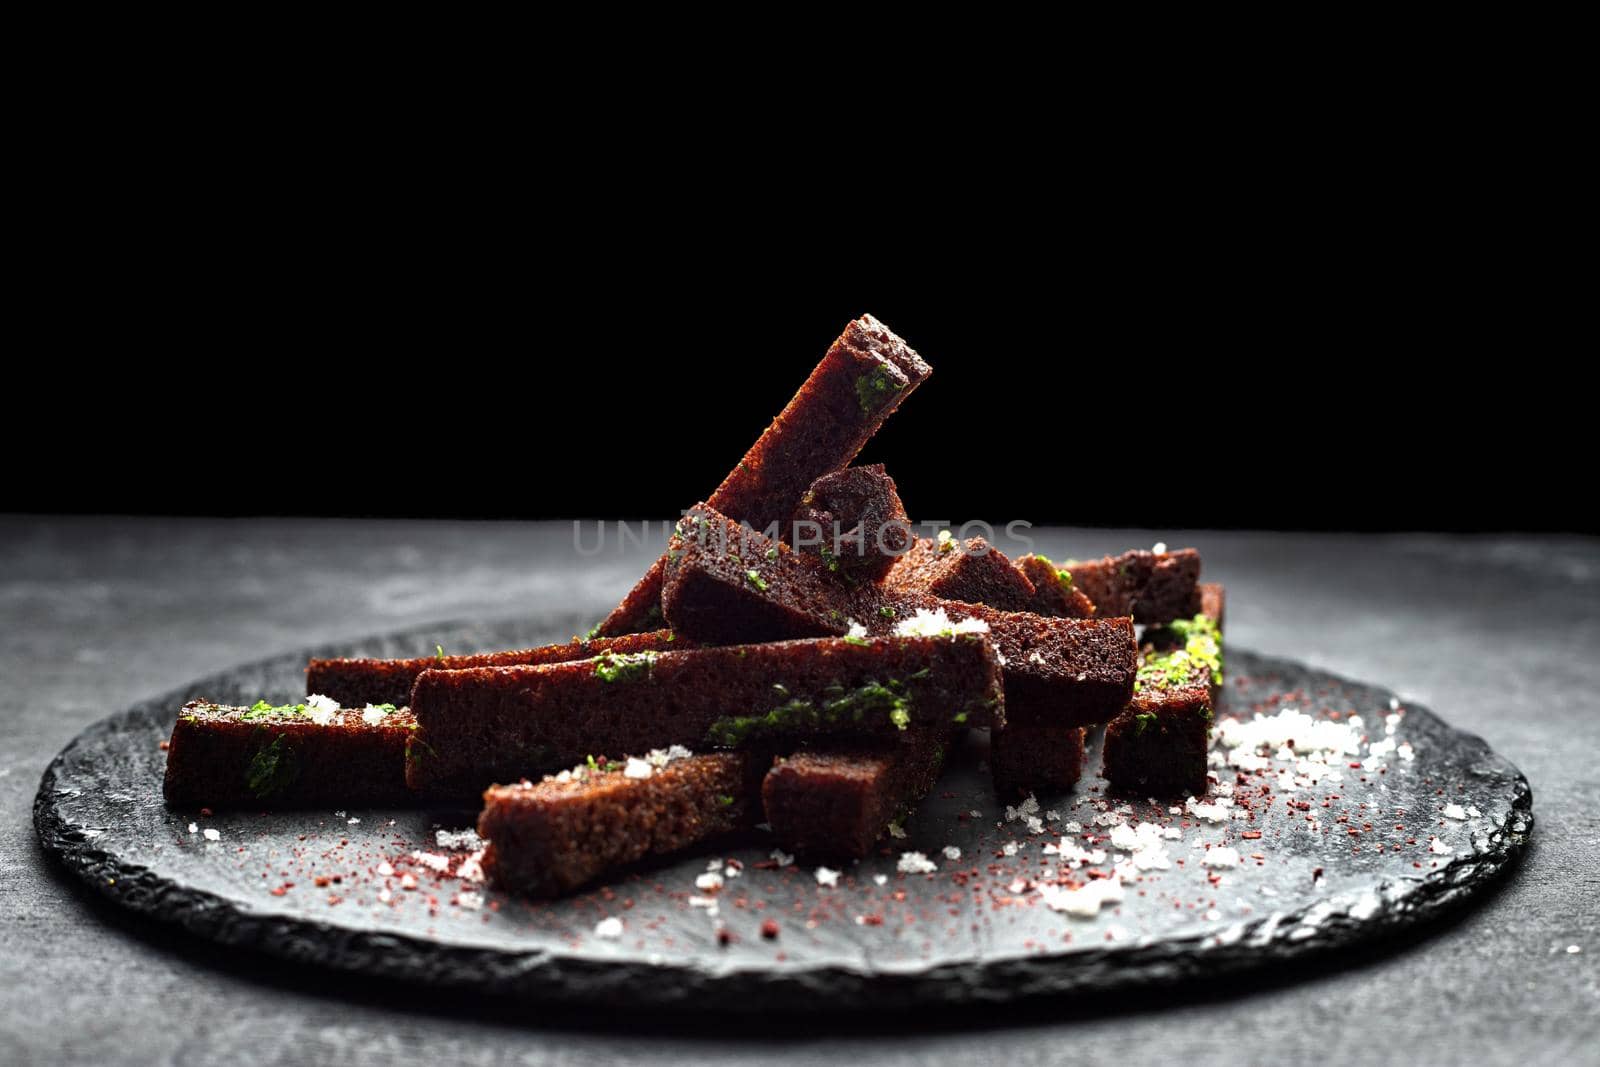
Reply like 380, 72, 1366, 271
594, 651, 659, 683
246, 733, 299, 799
855, 365, 904, 413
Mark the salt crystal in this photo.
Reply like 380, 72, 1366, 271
304, 693, 338, 726
1037, 874, 1124, 917
814, 867, 840, 887
892, 606, 991, 638
897, 851, 938, 874
202, 828, 220, 842
410, 851, 450, 873
457, 850, 485, 883
594, 916, 624, 940
435, 828, 485, 851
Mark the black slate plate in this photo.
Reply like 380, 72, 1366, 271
35, 613, 1532, 1011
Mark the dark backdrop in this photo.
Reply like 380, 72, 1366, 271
6, 214, 1582, 532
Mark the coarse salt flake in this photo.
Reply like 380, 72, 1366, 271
456, 850, 485, 883
892, 606, 991, 638
410, 851, 450, 873
594, 917, 624, 940
304, 693, 339, 726
1037, 874, 1124, 917
897, 851, 938, 875
435, 828, 485, 851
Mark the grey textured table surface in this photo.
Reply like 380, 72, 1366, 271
3, 517, 1596, 1066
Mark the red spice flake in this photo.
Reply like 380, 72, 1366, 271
1241, 831, 1262, 840
760, 919, 780, 940
158, 740, 170, 751
858, 913, 884, 927
716, 927, 735, 946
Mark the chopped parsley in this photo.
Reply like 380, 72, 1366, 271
1135, 613, 1223, 691
855, 365, 904, 413
745, 569, 769, 591
594, 651, 659, 684
246, 734, 299, 799
705, 679, 914, 746
243, 700, 308, 721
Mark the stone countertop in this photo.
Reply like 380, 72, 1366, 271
3, 517, 1595, 1065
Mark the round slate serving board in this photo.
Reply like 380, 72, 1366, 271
35, 614, 1532, 1011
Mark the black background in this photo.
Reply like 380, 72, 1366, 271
6, 185, 1583, 532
